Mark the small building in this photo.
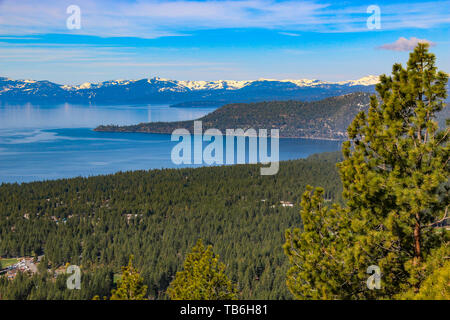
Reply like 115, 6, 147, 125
280, 201, 294, 207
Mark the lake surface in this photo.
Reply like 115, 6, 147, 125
0, 104, 341, 183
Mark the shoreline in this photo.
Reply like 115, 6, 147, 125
0, 151, 342, 186
93, 128, 347, 142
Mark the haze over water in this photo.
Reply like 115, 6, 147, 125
0, 104, 341, 183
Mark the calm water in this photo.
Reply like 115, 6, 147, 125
0, 104, 341, 183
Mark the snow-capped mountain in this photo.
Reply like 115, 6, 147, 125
0, 75, 379, 105
59, 75, 379, 91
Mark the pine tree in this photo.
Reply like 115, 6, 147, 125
110, 255, 148, 300
284, 43, 449, 299
396, 243, 450, 299
284, 187, 354, 299
167, 239, 238, 300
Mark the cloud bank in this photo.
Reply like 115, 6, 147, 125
0, 0, 449, 37
378, 37, 436, 51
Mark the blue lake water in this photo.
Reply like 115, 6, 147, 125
0, 104, 342, 183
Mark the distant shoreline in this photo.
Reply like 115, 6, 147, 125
93, 127, 347, 141
93, 92, 380, 141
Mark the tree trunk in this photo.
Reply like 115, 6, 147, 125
413, 215, 421, 293
413, 221, 421, 264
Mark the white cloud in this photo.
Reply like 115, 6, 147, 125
0, 0, 449, 37
0, 0, 326, 37
278, 32, 301, 37
378, 37, 436, 51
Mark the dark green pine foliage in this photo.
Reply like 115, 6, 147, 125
340, 43, 449, 296
284, 44, 449, 299
95, 93, 373, 140
0, 267, 114, 300
283, 186, 352, 299
0, 153, 343, 299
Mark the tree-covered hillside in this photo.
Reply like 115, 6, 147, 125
96, 92, 372, 140
0, 152, 342, 299
96, 92, 449, 140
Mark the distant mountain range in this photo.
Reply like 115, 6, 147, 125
0, 75, 379, 105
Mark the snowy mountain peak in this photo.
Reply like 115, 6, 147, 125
0, 75, 379, 104
336, 75, 379, 86
144, 76, 380, 90
0, 75, 379, 92
78, 82, 93, 89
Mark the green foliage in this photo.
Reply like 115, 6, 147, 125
0, 258, 19, 269
38, 256, 49, 274
284, 44, 449, 299
110, 255, 148, 300
0, 268, 114, 300
396, 242, 449, 300
0, 152, 342, 299
284, 187, 352, 299
167, 240, 237, 300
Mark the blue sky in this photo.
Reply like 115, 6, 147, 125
0, 0, 449, 84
